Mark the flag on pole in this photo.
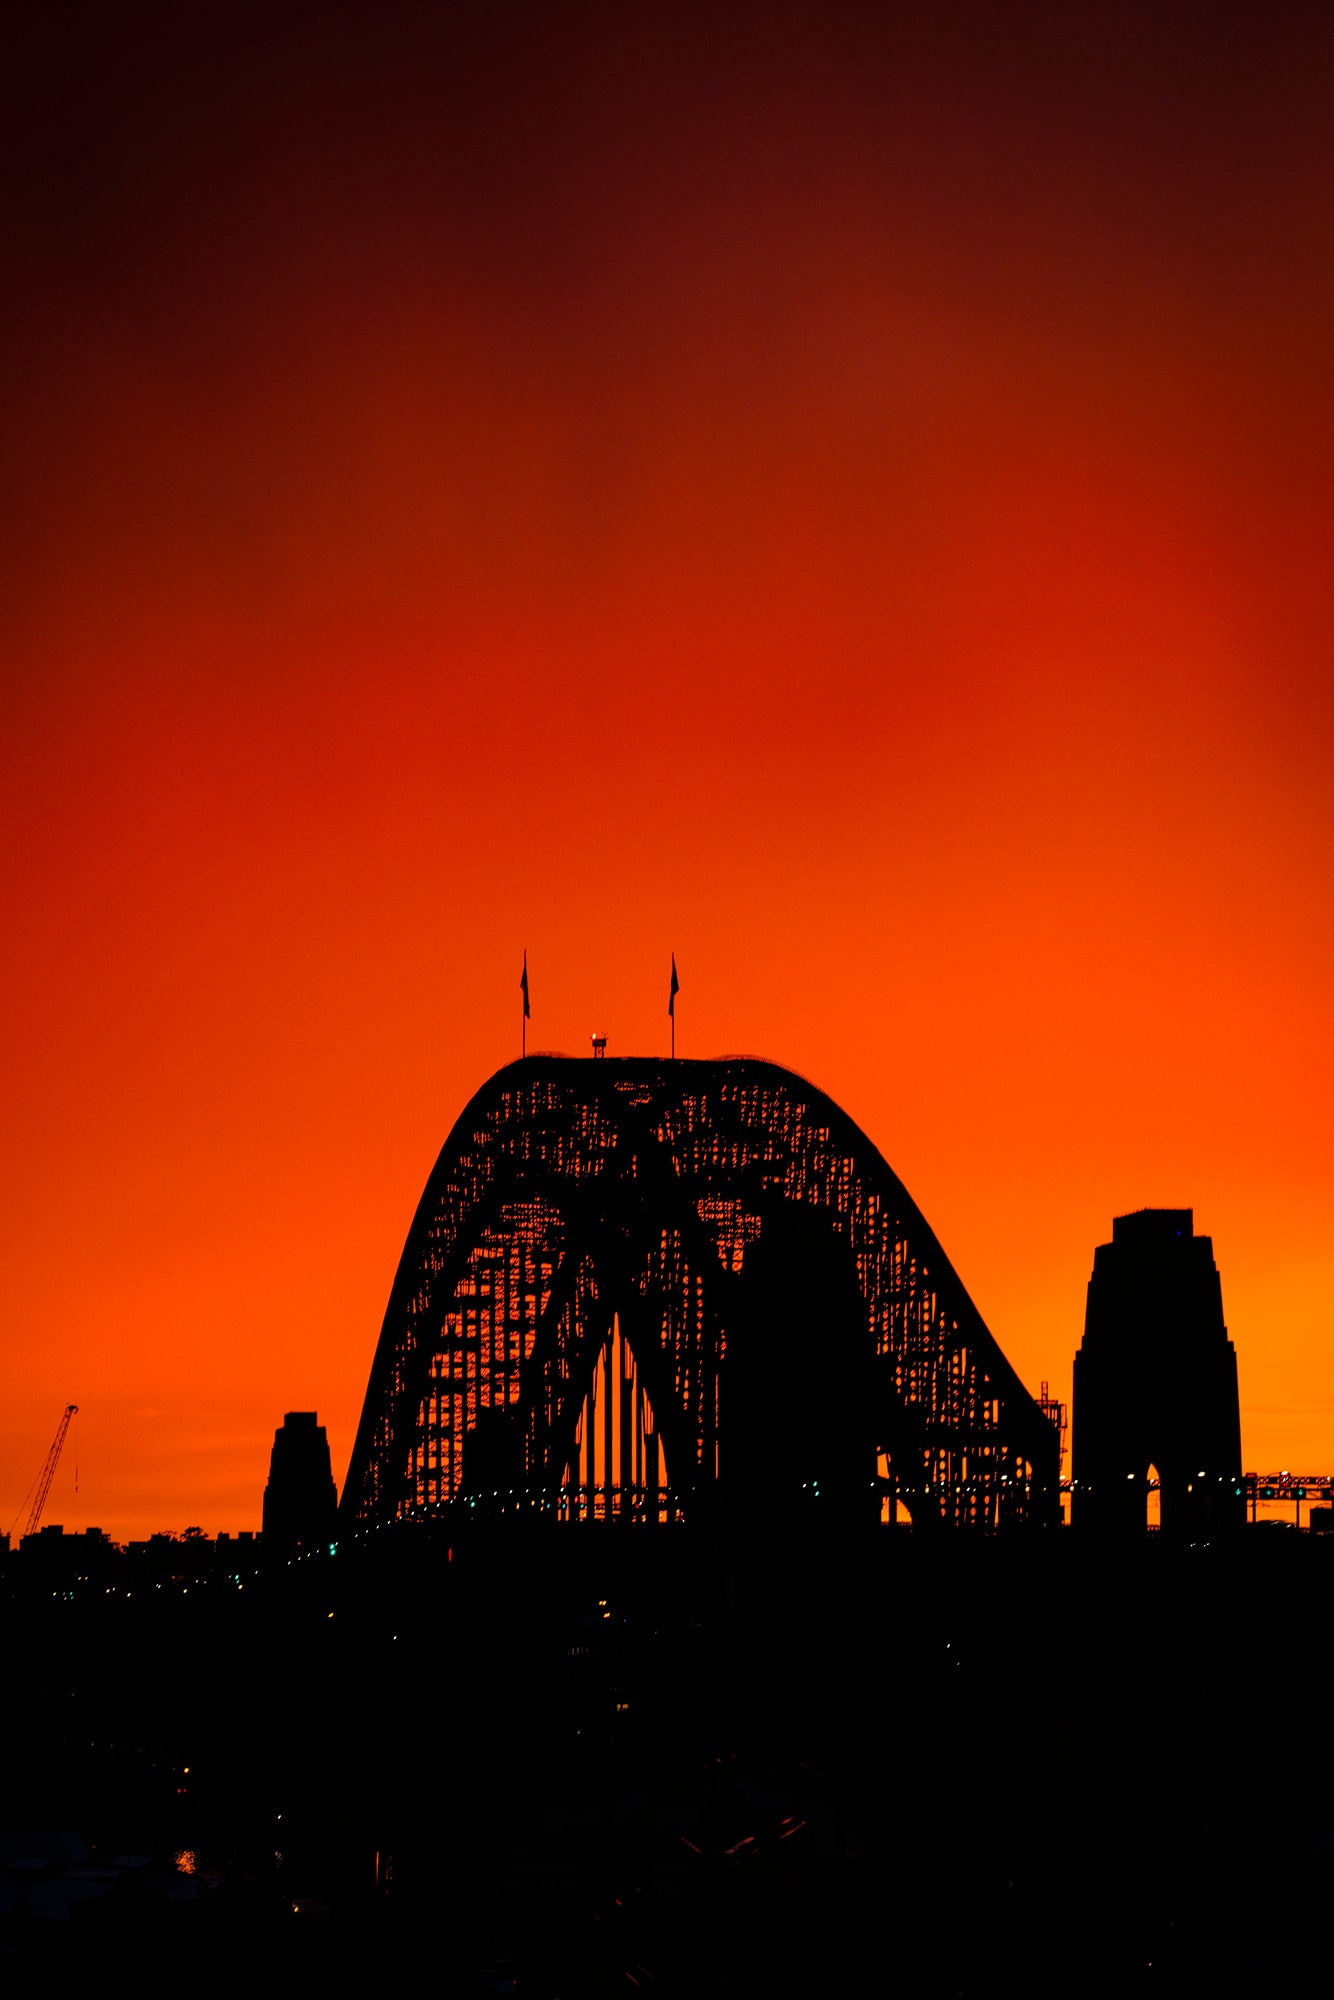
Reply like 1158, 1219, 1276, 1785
668, 954, 679, 1016
521, 951, 530, 1019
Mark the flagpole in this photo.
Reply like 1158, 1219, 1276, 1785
668, 953, 679, 1060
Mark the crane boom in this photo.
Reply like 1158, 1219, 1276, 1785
23, 1404, 77, 1538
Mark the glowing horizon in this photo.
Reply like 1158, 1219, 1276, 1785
3, 6, 1330, 1541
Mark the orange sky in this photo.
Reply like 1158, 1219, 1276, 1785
3, 4, 1331, 1541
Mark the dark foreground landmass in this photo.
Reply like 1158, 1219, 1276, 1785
3, 1523, 1332, 1996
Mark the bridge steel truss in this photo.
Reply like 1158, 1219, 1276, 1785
341, 1056, 1060, 1532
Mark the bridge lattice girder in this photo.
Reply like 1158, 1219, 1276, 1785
341, 1056, 1059, 1529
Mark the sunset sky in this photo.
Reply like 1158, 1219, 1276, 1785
4, 3, 1331, 1541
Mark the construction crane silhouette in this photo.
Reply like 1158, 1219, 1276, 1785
8, 1404, 78, 1541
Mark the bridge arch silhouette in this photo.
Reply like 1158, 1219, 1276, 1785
342, 1056, 1058, 1531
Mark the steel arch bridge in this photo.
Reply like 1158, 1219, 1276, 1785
342, 1056, 1059, 1532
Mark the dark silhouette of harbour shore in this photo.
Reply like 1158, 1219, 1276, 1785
5, 1518, 1334, 1993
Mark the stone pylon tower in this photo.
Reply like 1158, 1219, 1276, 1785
262, 1410, 338, 1556
1073, 1210, 1244, 1534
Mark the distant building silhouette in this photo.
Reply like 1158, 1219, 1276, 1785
262, 1411, 338, 1555
16, 1523, 116, 1586
1073, 1209, 1243, 1534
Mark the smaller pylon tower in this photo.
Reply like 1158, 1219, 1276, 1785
1073, 1210, 1243, 1535
262, 1411, 338, 1557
